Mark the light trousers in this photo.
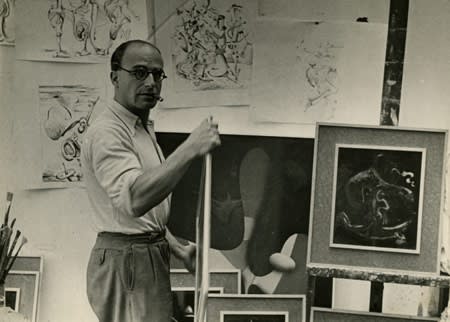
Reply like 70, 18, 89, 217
86, 231, 173, 322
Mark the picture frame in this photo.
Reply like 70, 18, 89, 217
171, 286, 223, 322
5, 287, 21, 312
5, 256, 43, 322
220, 310, 289, 322
170, 268, 241, 294
307, 123, 447, 274
310, 307, 440, 322
207, 294, 306, 322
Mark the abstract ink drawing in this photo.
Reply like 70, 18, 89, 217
331, 144, 425, 253
172, 0, 253, 91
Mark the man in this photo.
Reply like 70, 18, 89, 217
82, 39, 220, 322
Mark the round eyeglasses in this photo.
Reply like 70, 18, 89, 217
117, 66, 167, 82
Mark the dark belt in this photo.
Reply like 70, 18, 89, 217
94, 230, 166, 249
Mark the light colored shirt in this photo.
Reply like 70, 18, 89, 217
81, 99, 170, 234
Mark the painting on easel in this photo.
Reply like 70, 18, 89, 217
330, 144, 425, 254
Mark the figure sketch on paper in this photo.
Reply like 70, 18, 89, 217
333, 147, 423, 251
40, 85, 100, 183
0, 0, 14, 44
46, 0, 140, 58
172, 0, 253, 91
297, 39, 340, 112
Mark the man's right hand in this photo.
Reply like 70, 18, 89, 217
185, 117, 221, 157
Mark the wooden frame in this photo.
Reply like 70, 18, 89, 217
220, 310, 289, 322
207, 294, 306, 322
170, 268, 241, 294
310, 307, 440, 322
307, 123, 447, 274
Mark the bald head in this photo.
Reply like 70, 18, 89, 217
111, 40, 162, 72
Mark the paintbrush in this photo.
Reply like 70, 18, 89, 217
1, 237, 28, 283
0, 230, 20, 281
3, 192, 13, 227
0, 227, 12, 279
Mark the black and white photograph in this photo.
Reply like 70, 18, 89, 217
221, 311, 288, 322
330, 144, 425, 253
3, 1, 450, 322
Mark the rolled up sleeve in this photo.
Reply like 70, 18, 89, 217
90, 127, 142, 217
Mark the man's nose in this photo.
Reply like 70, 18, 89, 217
143, 73, 156, 86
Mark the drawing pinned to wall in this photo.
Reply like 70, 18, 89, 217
250, 19, 387, 124
16, 0, 148, 63
172, 0, 252, 91
39, 85, 101, 185
0, 0, 15, 45
157, 0, 257, 108
258, 0, 389, 23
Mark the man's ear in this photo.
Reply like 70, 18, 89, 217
110, 71, 118, 87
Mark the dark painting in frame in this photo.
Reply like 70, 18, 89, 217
307, 123, 447, 274
158, 133, 314, 294
330, 144, 426, 253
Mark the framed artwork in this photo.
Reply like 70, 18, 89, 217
5, 271, 40, 322
172, 287, 223, 322
307, 123, 447, 274
170, 269, 241, 294
5, 287, 20, 312
330, 144, 426, 253
159, 133, 314, 295
4, 257, 43, 322
220, 310, 288, 322
310, 307, 440, 322
207, 294, 306, 322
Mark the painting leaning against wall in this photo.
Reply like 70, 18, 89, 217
158, 133, 314, 295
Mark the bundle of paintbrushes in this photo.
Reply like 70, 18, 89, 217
0, 192, 27, 284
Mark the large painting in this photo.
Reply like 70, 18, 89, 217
330, 144, 425, 253
158, 133, 314, 294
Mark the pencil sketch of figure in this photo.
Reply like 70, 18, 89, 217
46, 0, 140, 59
172, 0, 253, 91
298, 40, 339, 111
0, 0, 14, 44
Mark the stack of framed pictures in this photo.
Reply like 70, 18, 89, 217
171, 269, 242, 322
207, 294, 306, 322
4, 256, 43, 322
310, 307, 440, 322
307, 123, 447, 275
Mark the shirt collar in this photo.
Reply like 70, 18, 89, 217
108, 100, 155, 136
